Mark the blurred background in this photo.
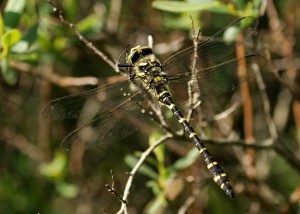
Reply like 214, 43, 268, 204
0, 0, 299, 213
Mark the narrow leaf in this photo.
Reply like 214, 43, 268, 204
169, 148, 199, 171
0, 12, 4, 35
125, 154, 158, 179
152, 0, 219, 13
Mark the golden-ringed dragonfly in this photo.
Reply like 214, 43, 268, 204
43, 16, 264, 198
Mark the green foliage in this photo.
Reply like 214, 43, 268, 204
152, 0, 221, 13
152, 0, 263, 31
0, 0, 37, 84
152, 0, 262, 17
1, 29, 22, 57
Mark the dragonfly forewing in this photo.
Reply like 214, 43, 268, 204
42, 76, 131, 120
163, 17, 258, 75
168, 55, 266, 120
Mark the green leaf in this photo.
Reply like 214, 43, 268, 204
76, 13, 104, 35
253, 0, 263, 8
11, 24, 38, 54
149, 131, 165, 163
168, 148, 199, 171
0, 58, 18, 85
152, 0, 220, 13
1, 29, 22, 57
162, 15, 199, 30
145, 195, 167, 214
63, 0, 78, 21
0, 12, 4, 35
205, 4, 236, 14
40, 153, 67, 180
56, 182, 78, 198
4, 0, 26, 29
124, 154, 158, 179
232, 0, 246, 10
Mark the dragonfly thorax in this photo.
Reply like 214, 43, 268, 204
128, 46, 168, 93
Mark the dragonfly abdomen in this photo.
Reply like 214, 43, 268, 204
161, 90, 235, 198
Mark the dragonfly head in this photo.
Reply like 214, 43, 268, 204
127, 45, 153, 64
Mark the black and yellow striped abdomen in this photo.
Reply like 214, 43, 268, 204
159, 89, 235, 198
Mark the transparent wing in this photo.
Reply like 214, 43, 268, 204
59, 91, 152, 152
162, 17, 258, 75
42, 76, 133, 120
43, 76, 159, 152
168, 55, 265, 119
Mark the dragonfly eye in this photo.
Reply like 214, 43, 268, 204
141, 48, 152, 56
130, 52, 141, 64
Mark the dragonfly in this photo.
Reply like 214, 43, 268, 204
43, 16, 263, 198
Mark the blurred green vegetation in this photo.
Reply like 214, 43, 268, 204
0, 0, 300, 213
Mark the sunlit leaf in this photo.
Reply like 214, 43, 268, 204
152, 0, 219, 13
56, 182, 78, 198
4, 0, 26, 29
205, 4, 235, 14
145, 194, 167, 213
0, 12, 4, 35
1, 29, 22, 57
149, 131, 165, 163
40, 153, 67, 180
11, 24, 38, 54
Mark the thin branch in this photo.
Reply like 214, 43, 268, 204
11, 60, 99, 88
186, 15, 202, 124
201, 137, 274, 149
106, 170, 128, 205
46, 0, 118, 71
178, 188, 200, 214
117, 134, 172, 214
202, 136, 300, 173
253, 58, 278, 139
213, 101, 241, 121
273, 139, 300, 173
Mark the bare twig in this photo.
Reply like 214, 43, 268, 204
201, 137, 274, 149
186, 15, 201, 123
106, 170, 128, 205
46, 0, 117, 71
213, 101, 241, 121
253, 59, 278, 139
11, 60, 99, 88
200, 136, 300, 173
178, 188, 200, 214
117, 134, 172, 214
